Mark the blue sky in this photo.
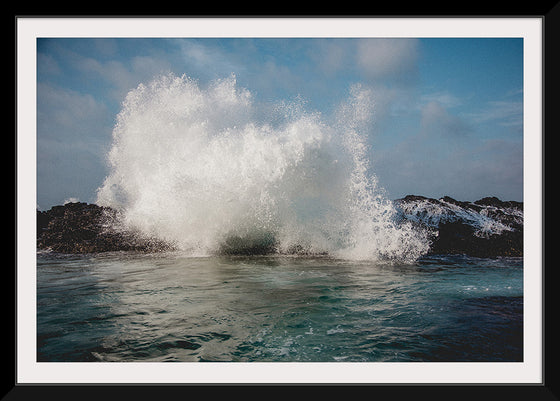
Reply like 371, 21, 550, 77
36, 37, 523, 209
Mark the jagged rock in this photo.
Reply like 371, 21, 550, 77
395, 195, 523, 257
37, 202, 174, 254
37, 196, 523, 257
474, 196, 523, 210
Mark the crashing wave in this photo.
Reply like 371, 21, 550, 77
95, 73, 430, 262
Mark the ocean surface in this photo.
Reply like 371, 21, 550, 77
37, 252, 523, 362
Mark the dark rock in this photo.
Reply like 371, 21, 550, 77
37, 202, 174, 254
428, 221, 523, 258
401, 194, 430, 202
395, 195, 523, 258
218, 232, 278, 255
440, 196, 471, 209
37, 196, 524, 258
474, 196, 523, 211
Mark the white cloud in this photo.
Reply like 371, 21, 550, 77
311, 40, 352, 76
37, 83, 110, 139
92, 38, 119, 56
37, 83, 114, 207
176, 40, 241, 80
73, 53, 173, 104
421, 101, 471, 138
374, 133, 523, 201
465, 100, 523, 129
356, 39, 420, 82
37, 52, 61, 76
421, 91, 463, 109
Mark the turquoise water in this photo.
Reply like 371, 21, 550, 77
37, 252, 523, 362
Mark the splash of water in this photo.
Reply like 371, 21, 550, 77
96, 73, 429, 261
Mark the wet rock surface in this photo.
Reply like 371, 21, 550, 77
395, 195, 523, 257
37, 202, 174, 254
37, 196, 523, 257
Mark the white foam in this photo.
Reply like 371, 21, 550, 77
96, 73, 429, 262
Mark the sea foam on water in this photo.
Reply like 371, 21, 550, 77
96, 73, 429, 262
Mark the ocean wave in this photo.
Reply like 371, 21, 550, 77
95, 74, 430, 262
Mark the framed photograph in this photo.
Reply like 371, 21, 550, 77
15, 15, 547, 391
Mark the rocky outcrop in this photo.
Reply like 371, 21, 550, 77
37, 202, 174, 254
394, 195, 523, 257
37, 196, 523, 257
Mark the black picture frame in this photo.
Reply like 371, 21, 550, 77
11, 7, 554, 399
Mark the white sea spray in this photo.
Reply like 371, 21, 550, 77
96, 73, 430, 262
